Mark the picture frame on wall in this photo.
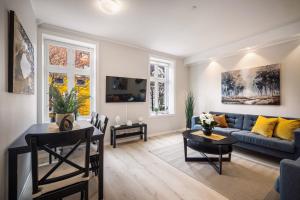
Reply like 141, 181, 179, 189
8, 10, 35, 94
221, 64, 280, 105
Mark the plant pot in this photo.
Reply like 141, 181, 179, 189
55, 113, 75, 126
203, 128, 212, 136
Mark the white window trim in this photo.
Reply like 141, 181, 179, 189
41, 34, 96, 122
149, 56, 175, 117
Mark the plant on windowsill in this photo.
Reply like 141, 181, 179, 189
49, 85, 89, 127
185, 91, 194, 129
199, 113, 218, 136
154, 107, 159, 115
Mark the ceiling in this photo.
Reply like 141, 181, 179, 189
31, 0, 300, 57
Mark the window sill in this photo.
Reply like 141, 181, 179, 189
149, 113, 175, 118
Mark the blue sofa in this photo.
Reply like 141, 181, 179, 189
191, 111, 300, 160
275, 157, 300, 200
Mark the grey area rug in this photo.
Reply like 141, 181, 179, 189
150, 142, 280, 200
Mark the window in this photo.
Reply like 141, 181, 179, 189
43, 37, 95, 122
149, 57, 175, 115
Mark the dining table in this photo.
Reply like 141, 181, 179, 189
7, 120, 104, 200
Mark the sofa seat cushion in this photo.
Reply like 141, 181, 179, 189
212, 127, 241, 136
232, 131, 295, 153
193, 124, 203, 130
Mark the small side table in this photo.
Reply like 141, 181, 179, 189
110, 123, 147, 148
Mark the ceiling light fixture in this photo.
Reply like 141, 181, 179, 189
98, 0, 121, 15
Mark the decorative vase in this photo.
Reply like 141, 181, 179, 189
55, 113, 74, 126
138, 117, 143, 124
115, 115, 121, 127
203, 128, 212, 136
126, 120, 132, 126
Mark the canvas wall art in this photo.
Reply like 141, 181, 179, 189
8, 10, 35, 94
221, 64, 280, 105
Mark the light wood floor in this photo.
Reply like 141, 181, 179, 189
100, 133, 227, 200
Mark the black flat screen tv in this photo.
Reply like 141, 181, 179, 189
106, 76, 147, 102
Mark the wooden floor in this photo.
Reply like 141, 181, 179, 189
100, 133, 227, 200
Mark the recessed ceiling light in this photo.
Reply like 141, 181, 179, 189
98, 0, 121, 15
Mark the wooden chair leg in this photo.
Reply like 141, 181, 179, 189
85, 183, 89, 200
81, 190, 84, 200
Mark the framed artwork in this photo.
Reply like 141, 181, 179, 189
8, 10, 35, 94
221, 64, 280, 105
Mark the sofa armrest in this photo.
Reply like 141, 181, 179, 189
294, 128, 300, 158
294, 128, 300, 147
191, 116, 200, 130
279, 159, 300, 200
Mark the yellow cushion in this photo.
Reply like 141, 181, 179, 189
251, 116, 278, 137
213, 114, 228, 128
274, 117, 300, 140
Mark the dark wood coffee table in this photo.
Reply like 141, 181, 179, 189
183, 130, 238, 174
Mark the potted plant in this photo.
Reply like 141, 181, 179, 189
154, 107, 159, 115
185, 91, 194, 129
199, 113, 218, 136
49, 85, 89, 126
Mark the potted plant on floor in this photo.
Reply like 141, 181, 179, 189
50, 85, 89, 127
185, 91, 194, 129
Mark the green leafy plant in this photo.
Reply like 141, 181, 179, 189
154, 107, 159, 114
49, 85, 89, 114
185, 91, 195, 129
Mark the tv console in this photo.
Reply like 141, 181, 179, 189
110, 123, 147, 148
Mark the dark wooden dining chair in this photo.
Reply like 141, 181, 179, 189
90, 113, 108, 175
25, 126, 94, 200
96, 115, 109, 134
90, 112, 99, 127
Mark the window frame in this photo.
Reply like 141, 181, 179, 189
149, 56, 175, 116
42, 36, 96, 122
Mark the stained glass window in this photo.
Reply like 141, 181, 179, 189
48, 73, 68, 117
75, 75, 90, 116
44, 38, 95, 122
48, 45, 67, 66
75, 50, 90, 69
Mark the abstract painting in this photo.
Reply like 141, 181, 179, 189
8, 10, 35, 94
221, 64, 280, 105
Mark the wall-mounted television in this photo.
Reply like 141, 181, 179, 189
106, 76, 147, 102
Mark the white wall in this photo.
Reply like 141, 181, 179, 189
37, 25, 188, 143
189, 40, 300, 118
0, 0, 37, 199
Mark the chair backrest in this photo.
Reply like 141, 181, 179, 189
90, 112, 98, 126
25, 126, 94, 195
90, 112, 108, 135
96, 115, 109, 135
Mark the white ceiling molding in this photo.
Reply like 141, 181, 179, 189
184, 20, 300, 66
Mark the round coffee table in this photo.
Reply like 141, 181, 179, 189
183, 130, 238, 175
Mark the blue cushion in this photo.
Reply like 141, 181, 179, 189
275, 176, 280, 193
213, 127, 241, 136
232, 131, 295, 153
210, 111, 244, 129
243, 114, 258, 131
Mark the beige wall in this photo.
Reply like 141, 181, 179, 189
189, 40, 300, 118
0, 0, 37, 199
38, 25, 188, 143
